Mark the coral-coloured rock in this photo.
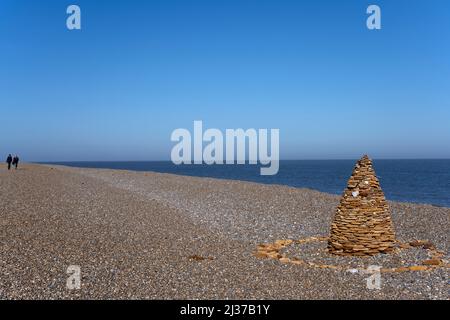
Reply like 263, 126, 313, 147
422, 259, 441, 266
409, 266, 428, 271
254, 252, 269, 259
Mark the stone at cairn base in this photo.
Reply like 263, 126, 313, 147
328, 155, 396, 256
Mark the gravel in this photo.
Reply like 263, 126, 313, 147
0, 163, 448, 299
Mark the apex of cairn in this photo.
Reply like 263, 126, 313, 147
358, 154, 371, 163
328, 155, 396, 256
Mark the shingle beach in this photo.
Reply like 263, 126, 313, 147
1, 164, 448, 299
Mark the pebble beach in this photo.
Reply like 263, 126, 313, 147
0, 164, 448, 299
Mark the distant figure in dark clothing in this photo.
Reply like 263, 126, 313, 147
6, 154, 12, 170
12, 155, 19, 169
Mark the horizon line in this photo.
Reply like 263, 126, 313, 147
33, 158, 450, 163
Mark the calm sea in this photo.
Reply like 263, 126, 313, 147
44, 160, 450, 208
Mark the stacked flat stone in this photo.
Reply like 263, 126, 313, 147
328, 155, 395, 256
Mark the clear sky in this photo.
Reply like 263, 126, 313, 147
1, 0, 449, 161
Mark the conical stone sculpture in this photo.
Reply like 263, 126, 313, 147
328, 155, 395, 256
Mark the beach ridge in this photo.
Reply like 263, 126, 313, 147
1, 164, 448, 299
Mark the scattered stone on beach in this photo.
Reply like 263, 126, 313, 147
409, 266, 428, 271
256, 235, 448, 275
422, 259, 441, 266
328, 155, 396, 256
188, 255, 214, 261
409, 240, 436, 250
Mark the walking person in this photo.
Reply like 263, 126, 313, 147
6, 154, 12, 170
13, 155, 19, 169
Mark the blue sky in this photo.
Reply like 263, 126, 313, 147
1, 0, 449, 161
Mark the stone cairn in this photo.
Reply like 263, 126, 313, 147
328, 155, 396, 256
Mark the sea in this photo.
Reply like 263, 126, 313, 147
44, 160, 450, 208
